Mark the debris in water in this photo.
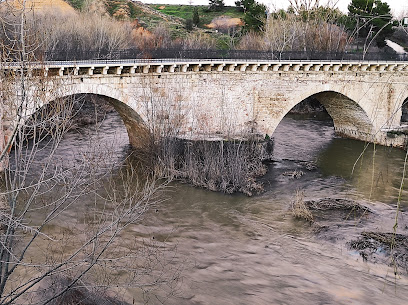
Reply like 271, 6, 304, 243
283, 170, 304, 179
291, 190, 314, 223
349, 232, 408, 274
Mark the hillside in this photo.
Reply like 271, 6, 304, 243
63, 0, 184, 25
22, 0, 243, 41
10, 0, 76, 13
132, 1, 184, 24
151, 4, 244, 29
6, 0, 247, 51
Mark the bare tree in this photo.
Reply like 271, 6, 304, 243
41, 11, 132, 60
262, 13, 299, 53
182, 32, 217, 50
237, 4, 348, 55
288, 0, 320, 13
0, 2, 179, 304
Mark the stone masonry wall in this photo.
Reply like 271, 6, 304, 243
6, 62, 408, 149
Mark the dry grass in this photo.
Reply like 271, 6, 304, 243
8, 0, 76, 14
205, 16, 244, 31
291, 190, 314, 223
156, 138, 270, 196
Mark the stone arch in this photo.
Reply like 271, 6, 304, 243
312, 91, 375, 135
271, 90, 376, 142
77, 94, 150, 150
400, 95, 408, 124
44, 84, 150, 150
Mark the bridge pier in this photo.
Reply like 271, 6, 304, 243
334, 127, 375, 143
334, 126, 408, 148
106, 98, 151, 150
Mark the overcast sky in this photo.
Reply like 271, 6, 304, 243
140, 0, 407, 16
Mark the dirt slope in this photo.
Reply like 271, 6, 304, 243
9, 0, 76, 13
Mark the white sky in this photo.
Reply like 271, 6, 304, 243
140, 0, 408, 16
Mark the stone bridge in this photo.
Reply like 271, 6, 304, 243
3, 59, 408, 150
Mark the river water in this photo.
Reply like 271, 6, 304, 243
16, 110, 408, 304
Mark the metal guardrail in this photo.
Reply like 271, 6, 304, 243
4, 58, 408, 69
8, 59, 408, 69
40, 48, 408, 62
2, 49, 407, 69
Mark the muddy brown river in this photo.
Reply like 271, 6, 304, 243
15, 110, 408, 304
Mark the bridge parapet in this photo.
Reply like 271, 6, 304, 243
3, 60, 408, 77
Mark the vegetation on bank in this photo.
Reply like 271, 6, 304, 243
151, 4, 244, 28
56, 0, 407, 56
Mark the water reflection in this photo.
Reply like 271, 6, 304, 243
318, 138, 408, 206
273, 114, 408, 206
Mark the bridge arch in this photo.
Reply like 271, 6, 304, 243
401, 96, 408, 124
44, 84, 150, 150
271, 90, 376, 142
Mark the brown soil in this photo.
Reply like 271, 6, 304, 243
205, 16, 244, 30
9, 0, 76, 13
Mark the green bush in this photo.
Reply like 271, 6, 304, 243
66, 0, 85, 10
185, 18, 194, 31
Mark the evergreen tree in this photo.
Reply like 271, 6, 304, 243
209, 0, 225, 12
235, 0, 267, 32
185, 18, 194, 31
193, 7, 200, 26
347, 0, 394, 47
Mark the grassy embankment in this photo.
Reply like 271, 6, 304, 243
150, 4, 244, 28
150, 4, 245, 48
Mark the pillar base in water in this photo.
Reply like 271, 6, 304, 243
335, 127, 408, 149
